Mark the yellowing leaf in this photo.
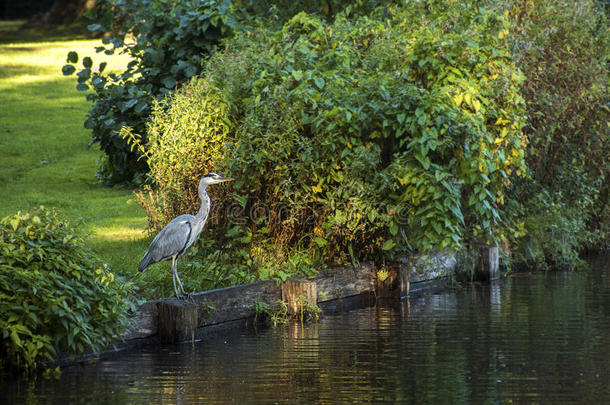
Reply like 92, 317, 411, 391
311, 185, 322, 193
454, 93, 463, 107
473, 99, 481, 112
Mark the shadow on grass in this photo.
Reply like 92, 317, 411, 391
0, 63, 46, 78
0, 20, 93, 45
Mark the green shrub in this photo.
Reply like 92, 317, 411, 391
63, 0, 236, 184
134, 2, 527, 290
0, 207, 133, 374
509, 188, 601, 270
508, 0, 608, 186
498, 0, 609, 267
122, 78, 233, 230
62, 0, 391, 185
239, 0, 395, 26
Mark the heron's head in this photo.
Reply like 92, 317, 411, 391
199, 173, 234, 193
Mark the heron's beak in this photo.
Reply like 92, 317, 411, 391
218, 177, 234, 182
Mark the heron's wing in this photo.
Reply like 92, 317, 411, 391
139, 215, 194, 270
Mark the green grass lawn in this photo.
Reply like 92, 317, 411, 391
0, 21, 149, 279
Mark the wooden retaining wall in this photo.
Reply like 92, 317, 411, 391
121, 246, 500, 344
122, 246, 498, 344
124, 263, 379, 343
49, 248, 500, 367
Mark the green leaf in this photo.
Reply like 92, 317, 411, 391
417, 113, 427, 126
62, 65, 76, 76
345, 109, 352, 122
291, 70, 303, 81
313, 76, 325, 89
66, 51, 78, 64
83, 57, 93, 69
87, 24, 104, 32
415, 153, 431, 170
10, 331, 22, 348
134, 102, 148, 113
76, 68, 91, 82
314, 237, 328, 247
382, 239, 395, 251
432, 221, 442, 235
162, 77, 176, 89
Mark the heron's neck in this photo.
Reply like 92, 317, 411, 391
195, 186, 210, 220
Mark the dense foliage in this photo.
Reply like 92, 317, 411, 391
0, 207, 133, 374
63, 0, 236, 183
498, 0, 609, 269
59, 0, 607, 296
63, 0, 400, 184
129, 3, 527, 292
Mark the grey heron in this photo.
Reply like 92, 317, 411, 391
138, 173, 234, 297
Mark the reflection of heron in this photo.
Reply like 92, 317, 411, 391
138, 173, 234, 297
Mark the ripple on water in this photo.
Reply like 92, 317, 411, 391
2, 255, 609, 404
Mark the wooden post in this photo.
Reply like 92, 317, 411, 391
399, 263, 410, 298
475, 245, 499, 281
157, 299, 199, 343
488, 246, 499, 279
281, 279, 317, 316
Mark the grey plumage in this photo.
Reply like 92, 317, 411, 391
138, 173, 234, 297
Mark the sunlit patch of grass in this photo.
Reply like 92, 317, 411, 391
0, 22, 147, 281
93, 224, 148, 242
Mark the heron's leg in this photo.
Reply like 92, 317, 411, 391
171, 256, 180, 298
174, 258, 188, 297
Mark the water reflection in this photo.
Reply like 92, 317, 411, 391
2, 255, 608, 404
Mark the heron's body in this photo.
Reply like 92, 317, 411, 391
138, 173, 232, 297
138, 197, 209, 272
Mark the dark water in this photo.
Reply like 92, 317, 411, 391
2, 255, 609, 404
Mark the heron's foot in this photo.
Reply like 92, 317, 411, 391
176, 292, 193, 301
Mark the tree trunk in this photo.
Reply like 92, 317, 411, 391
41, 0, 96, 25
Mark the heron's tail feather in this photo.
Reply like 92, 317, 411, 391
138, 253, 152, 272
